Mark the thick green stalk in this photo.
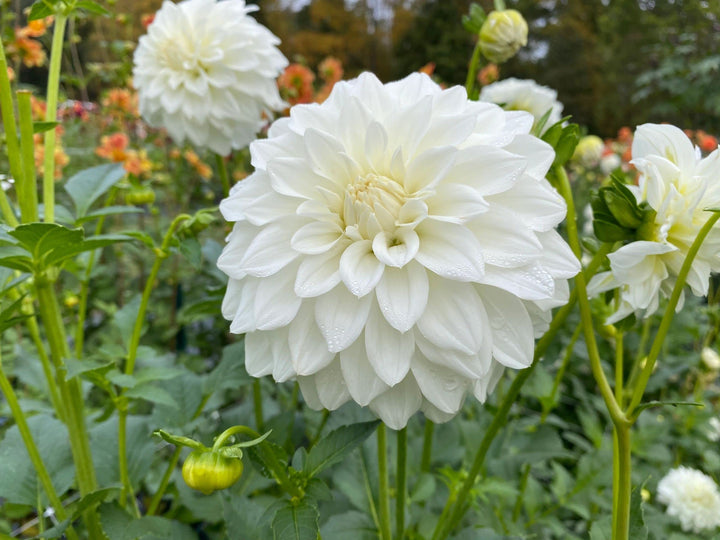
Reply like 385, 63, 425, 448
34, 280, 103, 538
431, 229, 613, 540
215, 153, 231, 198
0, 39, 23, 227
25, 311, 64, 420
396, 427, 407, 540
42, 14, 68, 223
0, 357, 78, 540
377, 424, 391, 540
16, 91, 38, 223
614, 424, 631, 540
420, 419, 434, 472
626, 211, 720, 416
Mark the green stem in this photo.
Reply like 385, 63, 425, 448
310, 409, 330, 447
42, 14, 68, 223
464, 40, 483, 96
212, 424, 262, 450
626, 211, 720, 416
555, 166, 627, 426
614, 423, 631, 540
420, 419, 434, 472
431, 221, 613, 540
396, 427, 407, 540
16, 91, 38, 223
615, 327, 624, 409
215, 153, 230, 198
540, 322, 582, 424
34, 280, 103, 538
377, 424, 391, 540
118, 214, 190, 507
147, 393, 210, 515
512, 463, 531, 523
26, 310, 64, 421
625, 318, 652, 396
0, 359, 79, 540
253, 378, 264, 431
75, 191, 115, 359
117, 408, 140, 517
0, 38, 23, 227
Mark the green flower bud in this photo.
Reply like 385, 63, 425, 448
479, 10, 528, 63
125, 185, 156, 206
573, 135, 604, 168
182, 449, 243, 495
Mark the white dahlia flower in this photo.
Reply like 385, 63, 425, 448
588, 124, 720, 323
217, 72, 579, 429
133, 0, 288, 156
479, 78, 563, 134
657, 466, 720, 533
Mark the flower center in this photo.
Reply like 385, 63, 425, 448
343, 173, 407, 238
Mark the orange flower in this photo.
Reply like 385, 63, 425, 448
318, 56, 343, 85
96, 133, 130, 162
617, 126, 632, 143
277, 64, 315, 105
699, 133, 718, 152
478, 63, 499, 86
141, 13, 156, 28
314, 83, 333, 104
6, 66, 14, 82
19, 17, 53, 38
34, 131, 69, 179
183, 149, 212, 179
102, 88, 139, 116
123, 149, 153, 177
12, 36, 46, 67
30, 95, 47, 121
418, 62, 436, 76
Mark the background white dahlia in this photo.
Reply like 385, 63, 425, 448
588, 124, 720, 323
133, 0, 288, 156
479, 78, 563, 134
657, 466, 720, 533
218, 72, 580, 429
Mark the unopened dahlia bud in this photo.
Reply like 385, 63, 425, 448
182, 449, 243, 495
479, 10, 528, 63
701, 347, 720, 370
573, 135, 604, 168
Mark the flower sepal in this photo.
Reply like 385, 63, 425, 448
462, 3, 487, 34
591, 174, 656, 242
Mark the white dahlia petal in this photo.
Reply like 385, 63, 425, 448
133, 0, 288, 154
218, 72, 578, 428
590, 124, 720, 323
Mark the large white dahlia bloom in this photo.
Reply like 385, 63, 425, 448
657, 466, 720, 533
479, 78, 563, 134
218, 72, 580, 429
133, 0, 288, 156
588, 124, 720, 323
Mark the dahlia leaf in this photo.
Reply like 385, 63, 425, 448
271, 500, 319, 540
629, 486, 648, 540
64, 163, 126, 218
304, 420, 380, 478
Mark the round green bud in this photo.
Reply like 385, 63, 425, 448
181, 449, 243, 495
479, 9, 528, 63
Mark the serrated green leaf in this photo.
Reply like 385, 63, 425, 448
272, 501, 319, 540
64, 163, 126, 218
589, 516, 612, 540
63, 356, 114, 381
0, 245, 33, 272
125, 383, 179, 408
43, 234, 133, 267
204, 340, 250, 394
246, 441, 289, 481
38, 486, 121, 538
305, 420, 379, 478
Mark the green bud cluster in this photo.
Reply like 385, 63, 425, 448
591, 174, 656, 243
